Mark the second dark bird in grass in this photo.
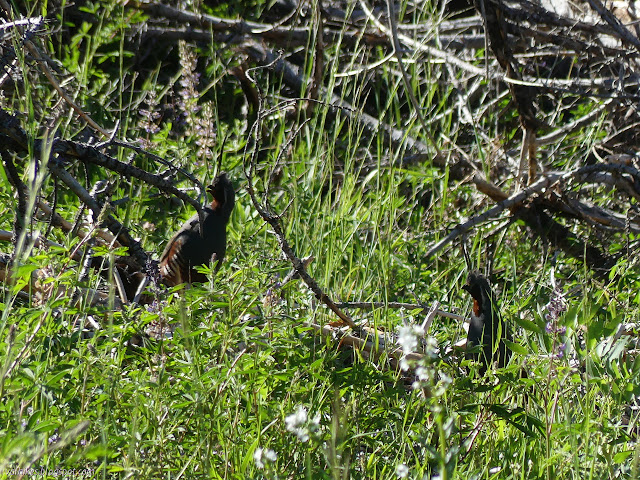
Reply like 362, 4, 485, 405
159, 173, 235, 286
463, 271, 511, 374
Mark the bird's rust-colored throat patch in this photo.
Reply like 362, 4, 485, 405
472, 298, 481, 316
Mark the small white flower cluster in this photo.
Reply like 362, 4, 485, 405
424, 336, 439, 360
415, 366, 431, 383
396, 463, 409, 478
285, 405, 320, 443
253, 447, 277, 469
397, 323, 425, 371
397, 324, 424, 356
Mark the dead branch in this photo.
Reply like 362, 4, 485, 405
0, 2, 110, 137
242, 41, 444, 166
585, 0, 640, 51
0, 254, 122, 309
47, 162, 148, 270
427, 173, 562, 258
133, 1, 386, 48
336, 301, 466, 322
433, 161, 626, 272
0, 109, 207, 228
35, 199, 121, 246
245, 143, 358, 331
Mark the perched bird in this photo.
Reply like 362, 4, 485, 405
463, 271, 511, 374
159, 173, 235, 286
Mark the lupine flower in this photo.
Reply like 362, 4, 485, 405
544, 286, 568, 324
544, 281, 569, 359
138, 88, 161, 135
178, 40, 201, 133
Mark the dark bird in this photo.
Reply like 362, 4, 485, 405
463, 271, 511, 374
159, 173, 235, 286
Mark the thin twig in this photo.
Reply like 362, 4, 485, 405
0, 2, 110, 137
427, 173, 562, 257
48, 162, 148, 270
336, 301, 465, 322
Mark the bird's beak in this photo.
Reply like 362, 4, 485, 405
462, 284, 471, 293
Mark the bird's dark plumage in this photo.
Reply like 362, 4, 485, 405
463, 271, 511, 374
159, 173, 235, 286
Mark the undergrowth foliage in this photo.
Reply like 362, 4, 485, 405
0, 0, 640, 479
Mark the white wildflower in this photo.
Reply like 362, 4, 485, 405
396, 463, 409, 478
397, 324, 424, 355
285, 405, 311, 442
254, 447, 277, 469
425, 336, 439, 359
416, 366, 430, 381
399, 357, 411, 372
439, 372, 452, 386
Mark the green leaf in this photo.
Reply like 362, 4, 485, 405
487, 404, 537, 437
513, 316, 543, 334
504, 339, 527, 355
613, 451, 633, 463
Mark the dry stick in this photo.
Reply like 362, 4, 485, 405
110, 140, 205, 199
585, 0, 640, 51
0, 1, 110, 137
242, 98, 427, 366
133, 1, 343, 45
542, 187, 639, 232
49, 138, 206, 227
357, 0, 485, 78
242, 42, 445, 167
562, 197, 640, 233
242, 41, 623, 268
140, 0, 482, 82
360, 0, 581, 94
48, 162, 149, 270
0, 107, 207, 238
472, 173, 509, 202
138, 2, 640, 95
535, 99, 612, 146
474, 0, 541, 187
36, 198, 121, 246
336, 301, 466, 322
33, 200, 132, 304
240, 70, 361, 333
443, 159, 640, 255
141, 25, 639, 95
511, 0, 630, 38
501, 9, 629, 59
245, 166, 358, 331
427, 173, 561, 258
432, 164, 630, 268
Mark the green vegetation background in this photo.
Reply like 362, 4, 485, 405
0, 1, 639, 478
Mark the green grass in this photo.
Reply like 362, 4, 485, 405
1, 1, 639, 479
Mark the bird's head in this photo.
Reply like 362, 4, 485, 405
462, 270, 492, 300
207, 173, 235, 219
463, 270, 495, 317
